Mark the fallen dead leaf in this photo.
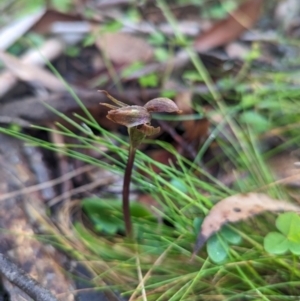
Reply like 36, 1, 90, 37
268, 151, 300, 187
0, 38, 66, 97
0, 51, 65, 91
32, 9, 84, 34
175, 91, 193, 113
193, 192, 300, 255
194, 0, 263, 52
95, 32, 154, 65
174, 92, 209, 146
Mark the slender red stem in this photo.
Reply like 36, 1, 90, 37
122, 146, 136, 237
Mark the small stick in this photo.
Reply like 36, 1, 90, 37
0, 253, 59, 301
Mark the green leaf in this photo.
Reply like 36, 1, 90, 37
100, 21, 123, 33
183, 70, 203, 82
207, 234, 229, 263
65, 46, 80, 57
82, 198, 119, 214
220, 226, 242, 245
83, 198, 153, 218
139, 73, 159, 88
126, 8, 141, 22
94, 216, 120, 235
289, 241, 300, 255
170, 178, 188, 194
161, 89, 176, 99
193, 217, 203, 236
9, 124, 21, 132
239, 111, 270, 134
82, 197, 153, 235
51, 0, 72, 12
148, 32, 166, 45
154, 48, 169, 62
264, 232, 289, 255
26, 32, 45, 48
130, 202, 153, 218
121, 62, 144, 78
83, 34, 97, 47
276, 212, 300, 242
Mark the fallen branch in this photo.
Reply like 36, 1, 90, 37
0, 253, 59, 301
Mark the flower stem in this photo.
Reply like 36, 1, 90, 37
123, 145, 136, 237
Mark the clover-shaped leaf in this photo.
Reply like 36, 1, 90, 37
221, 226, 242, 245
264, 232, 290, 255
193, 218, 241, 263
207, 226, 242, 263
276, 212, 300, 241
289, 241, 300, 255
264, 212, 300, 255
207, 234, 229, 263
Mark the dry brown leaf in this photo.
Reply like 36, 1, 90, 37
175, 91, 193, 113
32, 9, 84, 34
95, 32, 154, 65
0, 38, 65, 97
0, 51, 65, 91
194, 0, 263, 52
268, 152, 300, 187
194, 193, 300, 255
174, 92, 209, 144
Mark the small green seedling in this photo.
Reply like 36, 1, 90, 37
138, 73, 159, 88
193, 217, 242, 263
82, 197, 153, 235
264, 212, 300, 255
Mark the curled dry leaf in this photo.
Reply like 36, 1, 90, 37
194, 0, 263, 52
194, 193, 300, 255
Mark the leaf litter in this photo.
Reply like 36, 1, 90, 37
2, 0, 300, 299
193, 193, 300, 256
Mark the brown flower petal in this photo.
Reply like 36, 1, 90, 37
137, 124, 161, 136
144, 98, 182, 113
106, 106, 151, 127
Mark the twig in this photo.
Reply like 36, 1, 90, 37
48, 175, 116, 207
0, 253, 59, 301
0, 164, 94, 202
